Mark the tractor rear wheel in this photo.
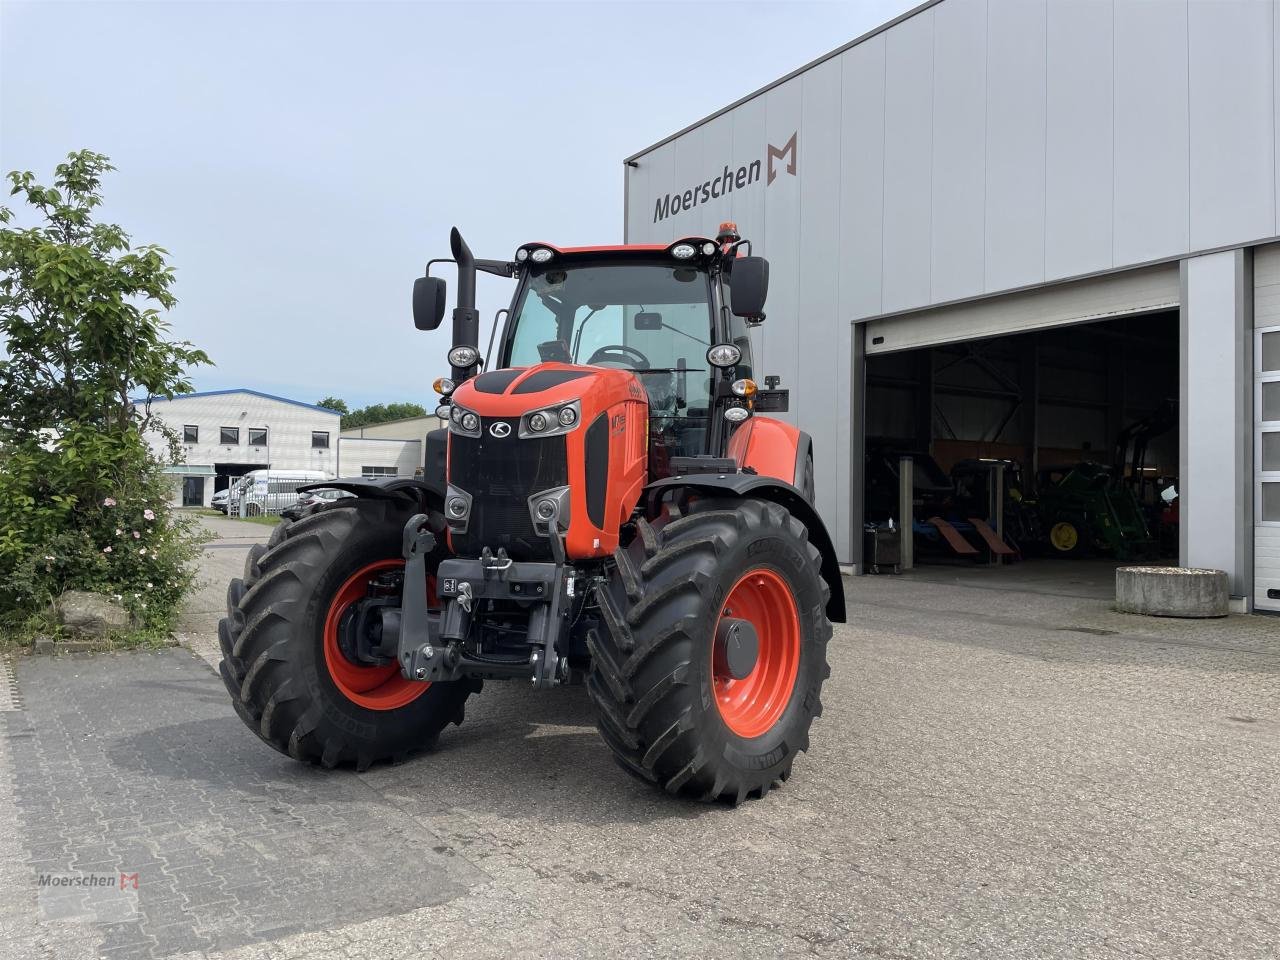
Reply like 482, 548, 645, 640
218, 499, 479, 770
587, 497, 832, 803
1048, 519, 1087, 556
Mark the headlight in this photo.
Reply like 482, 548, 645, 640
515, 248, 529, 262
434, 403, 451, 419
701, 241, 717, 256
448, 405, 481, 437
448, 345, 480, 368
724, 406, 751, 423
433, 377, 455, 395
535, 499, 557, 521
671, 243, 696, 260
707, 343, 742, 367
731, 378, 757, 398
530, 247, 554, 263
444, 485, 472, 530
519, 400, 582, 439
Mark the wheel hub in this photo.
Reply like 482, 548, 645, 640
714, 617, 759, 680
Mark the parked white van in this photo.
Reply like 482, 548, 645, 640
229, 469, 332, 517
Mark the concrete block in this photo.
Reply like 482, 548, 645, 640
1116, 566, 1230, 618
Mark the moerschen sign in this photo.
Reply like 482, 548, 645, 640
651, 133, 797, 224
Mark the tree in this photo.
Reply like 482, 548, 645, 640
0, 150, 209, 439
0, 150, 210, 639
341, 401, 428, 430
315, 396, 348, 416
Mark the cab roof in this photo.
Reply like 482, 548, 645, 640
515, 239, 716, 262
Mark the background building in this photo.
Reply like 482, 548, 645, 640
143, 389, 341, 507
624, 0, 1277, 611
338, 414, 444, 480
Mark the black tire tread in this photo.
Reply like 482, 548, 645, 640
587, 498, 832, 804
218, 499, 476, 770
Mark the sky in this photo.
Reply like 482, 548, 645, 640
1, 0, 916, 409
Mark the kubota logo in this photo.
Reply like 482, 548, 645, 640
651, 132, 798, 224
489, 422, 511, 438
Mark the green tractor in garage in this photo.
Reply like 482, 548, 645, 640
1034, 462, 1155, 560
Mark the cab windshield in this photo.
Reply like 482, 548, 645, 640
504, 261, 716, 463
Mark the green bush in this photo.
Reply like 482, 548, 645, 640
0, 429, 205, 640
0, 151, 211, 644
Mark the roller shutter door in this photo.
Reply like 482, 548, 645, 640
864, 263, 1180, 355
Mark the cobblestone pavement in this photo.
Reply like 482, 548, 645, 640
2, 523, 1277, 960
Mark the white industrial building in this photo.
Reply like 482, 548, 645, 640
142, 389, 342, 507
624, 0, 1280, 612
145, 392, 439, 507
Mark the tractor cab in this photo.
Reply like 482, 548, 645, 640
500, 243, 749, 473
415, 226, 769, 482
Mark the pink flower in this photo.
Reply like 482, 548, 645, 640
143, 509, 156, 521
102, 546, 112, 554
132, 531, 141, 539
103, 497, 117, 507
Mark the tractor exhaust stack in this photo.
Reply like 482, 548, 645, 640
449, 227, 481, 380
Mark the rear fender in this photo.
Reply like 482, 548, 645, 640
642, 474, 846, 623
726, 416, 811, 490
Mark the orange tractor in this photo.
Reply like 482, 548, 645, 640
219, 224, 845, 803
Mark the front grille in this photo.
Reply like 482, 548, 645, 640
449, 422, 567, 561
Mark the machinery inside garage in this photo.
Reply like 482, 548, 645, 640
861, 310, 1180, 590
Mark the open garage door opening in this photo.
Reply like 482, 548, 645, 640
861, 310, 1180, 598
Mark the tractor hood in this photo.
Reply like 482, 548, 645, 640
449, 363, 646, 420
444, 362, 651, 563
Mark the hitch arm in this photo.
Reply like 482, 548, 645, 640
398, 514, 442, 680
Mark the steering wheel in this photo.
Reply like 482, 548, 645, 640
586, 344, 651, 370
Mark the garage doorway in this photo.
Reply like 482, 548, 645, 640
859, 309, 1180, 597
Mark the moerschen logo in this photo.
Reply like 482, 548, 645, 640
651, 132, 797, 224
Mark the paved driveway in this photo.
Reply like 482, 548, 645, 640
2, 520, 1277, 959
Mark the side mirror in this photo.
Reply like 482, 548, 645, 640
413, 276, 447, 331
634, 311, 662, 331
730, 256, 769, 318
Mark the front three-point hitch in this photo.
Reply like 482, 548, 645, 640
392, 513, 573, 688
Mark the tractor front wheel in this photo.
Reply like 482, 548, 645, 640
587, 498, 832, 804
218, 499, 479, 770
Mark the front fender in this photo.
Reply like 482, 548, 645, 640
301, 476, 445, 514
643, 474, 846, 623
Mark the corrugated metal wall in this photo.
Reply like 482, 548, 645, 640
626, 0, 1280, 563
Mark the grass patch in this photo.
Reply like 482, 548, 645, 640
238, 514, 282, 527
0, 610, 177, 654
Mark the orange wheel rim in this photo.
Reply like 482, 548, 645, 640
712, 567, 801, 739
322, 559, 434, 711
